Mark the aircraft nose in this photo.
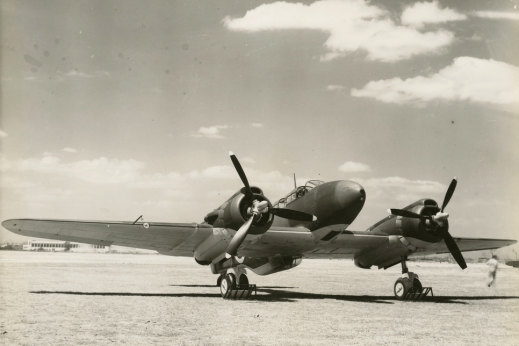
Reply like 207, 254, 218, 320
327, 180, 365, 225
334, 180, 365, 207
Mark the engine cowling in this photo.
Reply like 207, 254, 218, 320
204, 186, 274, 235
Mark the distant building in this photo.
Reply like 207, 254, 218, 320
23, 240, 109, 253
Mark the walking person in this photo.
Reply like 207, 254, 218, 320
487, 255, 499, 287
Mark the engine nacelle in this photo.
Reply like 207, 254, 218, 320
204, 187, 274, 235
354, 235, 416, 269
367, 199, 445, 243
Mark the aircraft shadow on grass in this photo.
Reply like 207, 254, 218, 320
30, 291, 222, 298
29, 289, 519, 305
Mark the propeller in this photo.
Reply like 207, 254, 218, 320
388, 178, 466, 269
230, 152, 254, 200
226, 216, 254, 258
225, 152, 315, 258
442, 231, 466, 269
440, 178, 457, 212
271, 208, 314, 222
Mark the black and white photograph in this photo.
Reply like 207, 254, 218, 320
1, 0, 518, 344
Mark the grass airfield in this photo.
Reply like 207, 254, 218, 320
1, 251, 518, 345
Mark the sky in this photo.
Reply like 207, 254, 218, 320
1, 0, 518, 253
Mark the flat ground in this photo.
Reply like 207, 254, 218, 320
1, 252, 518, 345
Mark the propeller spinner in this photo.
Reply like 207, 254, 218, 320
225, 152, 314, 258
389, 179, 466, 269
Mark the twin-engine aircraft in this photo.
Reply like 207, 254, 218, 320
2, 152, 516, 299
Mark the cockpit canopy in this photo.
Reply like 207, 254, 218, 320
274, 180, 324, 208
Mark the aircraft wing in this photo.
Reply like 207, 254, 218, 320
2, 219, 213, 256
407, 237, 517, 256
3, 219, 515, 266
239, 227, 516, 267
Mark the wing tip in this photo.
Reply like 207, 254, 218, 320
2, 219, 20, 231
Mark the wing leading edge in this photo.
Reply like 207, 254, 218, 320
408, 236, 517, 256
2, 219, 515, 265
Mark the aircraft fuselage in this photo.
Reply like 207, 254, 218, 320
272, 180, 366, 230
203, 180, 366, 234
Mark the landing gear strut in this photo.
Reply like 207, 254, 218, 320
394, 257, 423, 300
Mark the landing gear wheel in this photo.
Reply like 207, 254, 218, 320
394, 278, 410, 300
238, 274, 249, 287
220, 275, 232, 298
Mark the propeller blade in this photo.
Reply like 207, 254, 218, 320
229, 151, 254, 200
388, 208, 425, 220
225, 216, 254, 258
443, 231, 467, 269
441, 178, 457, 212
272, 208, 315, 222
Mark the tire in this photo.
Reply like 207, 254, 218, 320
220, 276, 232, 298
238, 274, 249, 287
227, 273, 237, 289
394, 278, 410, 300
412, 279, 422, 293
216, 274, 224, 287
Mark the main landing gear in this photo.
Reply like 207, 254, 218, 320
394, 257, 432, 300
217, 267, 256, 299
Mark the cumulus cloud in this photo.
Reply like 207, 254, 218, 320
3, 154, 449, 225
356, 176, 446, 203
15, 155, 146, 185
66, 70, 93, 78
241, 157, 257, 164
188, 164, 300, 199
401, 1, 466, 28
65, 70, 111, 79
1, 153, 305, 209
224, 0, 456, 62
62, 147, 78, 153
472, 11, 519, 20
3, 154, 191, 193
351, 57, 519, 106
0, 155, 11, 171
192, 125, 230, 139
0, 129, 7, 138
0, 176, 36, 189
189, 165, 235, 179
251, 123, 264, 128
327, 84, 345, 91
3, 153, 292, 189
338, 161, 371, 173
